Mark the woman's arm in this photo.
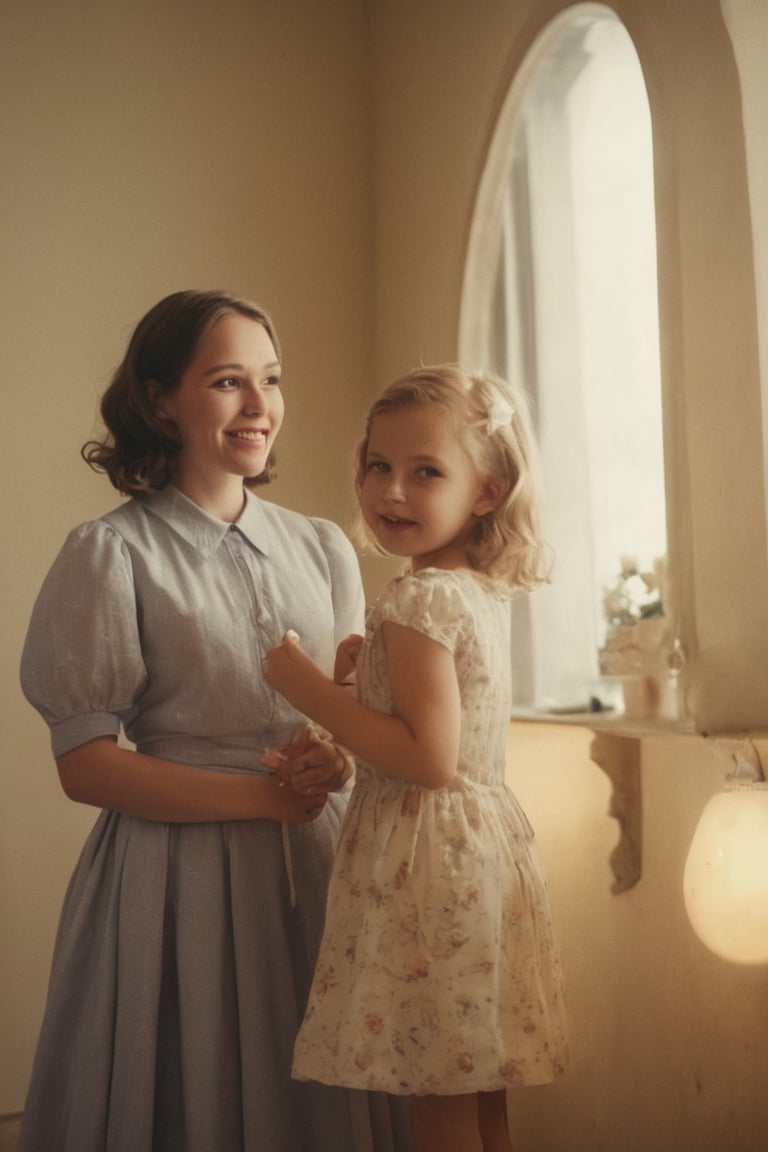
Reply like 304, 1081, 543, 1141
56, 736, 328, 824
263, 623, 460, 789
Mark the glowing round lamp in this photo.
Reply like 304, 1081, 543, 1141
683, 782, 768, 964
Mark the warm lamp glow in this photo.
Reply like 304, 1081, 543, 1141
683, 783, 768, 964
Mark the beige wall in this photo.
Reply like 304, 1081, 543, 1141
4, 0, 768, 1147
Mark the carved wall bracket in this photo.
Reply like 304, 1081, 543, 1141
590, 731, 643, 893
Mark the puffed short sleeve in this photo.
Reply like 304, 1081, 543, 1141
20, 521, 148, 758
309, 516, 366, 644
375, 570, 472, 653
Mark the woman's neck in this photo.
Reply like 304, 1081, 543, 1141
172, 476, 247, 523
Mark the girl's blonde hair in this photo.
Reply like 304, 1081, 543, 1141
354, 364, 549, 591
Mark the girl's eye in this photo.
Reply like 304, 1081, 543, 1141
417, 466, 442, 478
367, 460, 389, 473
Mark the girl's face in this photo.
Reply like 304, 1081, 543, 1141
360, 403, 497, 572
160, 313, 283, 513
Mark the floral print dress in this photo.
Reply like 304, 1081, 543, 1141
292, 567, 568, 1096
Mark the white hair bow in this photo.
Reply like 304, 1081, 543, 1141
486, 394, 515, 434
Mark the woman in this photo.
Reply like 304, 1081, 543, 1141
19, 290, 412, 1152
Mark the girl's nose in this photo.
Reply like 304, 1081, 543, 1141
383, 475, 406, 501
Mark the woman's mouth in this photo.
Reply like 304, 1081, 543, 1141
226, 428, 267, 446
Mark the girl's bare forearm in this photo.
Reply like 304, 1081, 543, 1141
283, 668, 455, 789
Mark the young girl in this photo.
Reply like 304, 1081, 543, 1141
263, 365, 569, 1152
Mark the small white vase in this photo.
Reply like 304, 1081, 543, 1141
599, 617, 669, 719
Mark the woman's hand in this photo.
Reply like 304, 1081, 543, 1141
261, 723, 353, 796
261, 769, 329, 823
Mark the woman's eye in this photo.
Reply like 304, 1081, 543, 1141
367, 460, 389, 473
263, 374, 282, 389
212, 376, 239, 390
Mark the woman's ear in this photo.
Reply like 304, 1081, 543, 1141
473, 477, 505, 518
148, 380, 174, 423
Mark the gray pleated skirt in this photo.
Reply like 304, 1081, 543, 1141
18, 800, 412, 1152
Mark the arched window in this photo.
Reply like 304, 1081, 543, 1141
461, 3, 666, 713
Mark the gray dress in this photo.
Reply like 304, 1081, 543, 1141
19, 485, 412, 1152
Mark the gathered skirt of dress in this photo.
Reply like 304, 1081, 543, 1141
293, 771, 569, 1096
18, 798, 412, 1152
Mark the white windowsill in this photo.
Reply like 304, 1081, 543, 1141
510, 707, 699, 742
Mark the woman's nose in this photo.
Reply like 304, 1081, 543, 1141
242, 383, 266, 415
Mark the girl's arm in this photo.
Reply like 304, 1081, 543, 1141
263, 623, 460, 789
56, 736, 328, 824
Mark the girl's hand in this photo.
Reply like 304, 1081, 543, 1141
334, 633, 364, 685
262, 631, 317, 701
261, 723, 353, 795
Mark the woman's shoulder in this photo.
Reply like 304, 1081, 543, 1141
34, 508, 139, 599
258, 498, 358, 564
52, 499, 160, 565
57, 501, 138, 552
257, 497, 345, 538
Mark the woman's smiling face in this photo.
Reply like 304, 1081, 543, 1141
160, 312, 283, 510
